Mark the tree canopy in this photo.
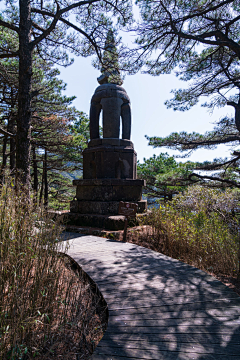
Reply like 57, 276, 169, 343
135, 0, 240, 115
134, 0, 240, 189
137, 153, 196, 200
0, 0, 132, 185
0, 40, 90, 207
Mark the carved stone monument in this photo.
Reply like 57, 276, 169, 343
70, 31, 147, 228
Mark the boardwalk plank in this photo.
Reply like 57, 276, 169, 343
102, 332, 240, 345
64, 234, 240, 360
97, 341, 240, 355
109, 307, 240, 320
106, 324, 240, 334
103, 292, 238, 305
94, 346, 240, 359
108, 298, 240, 312
103, 287, 235, 299
107, 317, 240, 327
92, 355, 240, 360
94, 274, 230, 287
104, 297, 240, 310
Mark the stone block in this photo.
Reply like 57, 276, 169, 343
112, 185, 142, 201
64, 213, 125, 229
76, 185, 113, 201
70, 200, 119, 215
70, 199, 147, 215
88, 138, 133, 148
74, 179, 145, 202
137, 200, 148, 213
75, 184, 142, 201
73, 179, 146, 186
104, 215, 125, 230
48, 211, 147, 230
83, 145, 137, 179
101, 97, 123, 138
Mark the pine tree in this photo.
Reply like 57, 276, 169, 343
0, 0, 132, 185
134, 0, 240, 188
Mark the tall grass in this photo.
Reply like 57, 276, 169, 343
142, 187, 240, 277
0, 184, 106, 359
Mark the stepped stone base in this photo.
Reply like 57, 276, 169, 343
73, 179, 145, 202
50, 211, 149, 231
64, 213, 127, 230
71, 179, 146, 215
70, 199, 147, 215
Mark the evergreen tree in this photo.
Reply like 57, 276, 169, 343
138, 153, 196, 200
134, 0, 240, 188
146, 121, 240, 189
0, 0, 132, 185
97, 29, 123, 85
135, 0, 240, 121
0, 48, 90, 203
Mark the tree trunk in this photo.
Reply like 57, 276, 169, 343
32, 145, 38, 198
9, 130, 16, 171
9, 88, 16, 172
44, 149, 48, 207
16, 0, 32, 186
0, 136, 8, 184
39, 156, 44, 205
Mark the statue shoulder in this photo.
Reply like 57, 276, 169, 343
92, 84, 130, 103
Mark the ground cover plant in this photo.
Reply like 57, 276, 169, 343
0, 183, 107, 359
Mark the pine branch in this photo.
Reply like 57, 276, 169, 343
0, 127, 15, 138
0, 52, 19, 59
189, 173, 240, 188
0, 19, 19, 33
31, 0, 100, 48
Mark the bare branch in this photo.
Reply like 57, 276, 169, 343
58, 18, 101, 60
0, 52, 19, 59
0, 19, 19, 33
31, 1, 101, 49
189, 173, 240, 188
0, 127, 15, 138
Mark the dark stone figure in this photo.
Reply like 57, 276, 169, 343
90, 83, 131, 140
69, 30, 147, 222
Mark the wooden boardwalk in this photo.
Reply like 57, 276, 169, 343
64, 232, 240, 360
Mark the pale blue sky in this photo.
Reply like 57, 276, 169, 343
59, 54, 234, 164
0, 1, 234, 164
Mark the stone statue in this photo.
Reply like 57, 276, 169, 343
69, 31, 147, 219
90, 30, 131, 140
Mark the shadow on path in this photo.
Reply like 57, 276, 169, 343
63, 232, 240, 360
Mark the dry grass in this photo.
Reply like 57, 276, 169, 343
0, 184, 107, 360
35, 254, 108, 360
117, 224, 240, 294
138, 206, 239, 277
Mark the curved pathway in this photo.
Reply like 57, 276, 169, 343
64, 232, 240, 360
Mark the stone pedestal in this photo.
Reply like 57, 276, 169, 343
69, 139, 147, 229
69, 57, 147, 229
83, 139, 137, 179
70, 179, 147, 215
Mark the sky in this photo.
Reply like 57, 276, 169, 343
56, 2, 236, 165
0, 1, 236, 165
59, 53, 234, 164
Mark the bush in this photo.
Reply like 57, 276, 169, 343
144, 186, 240, 277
